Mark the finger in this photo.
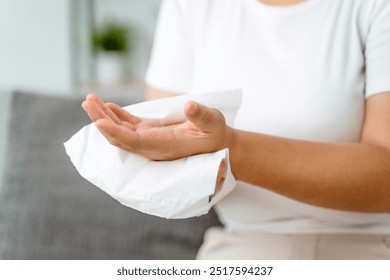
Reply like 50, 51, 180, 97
82, 94, 108, 121
106, 102, 141, 124
95, 119, 139, 150
82, 100, 105, 122
184, 101, 224, 132
86, 93, 105, 111
83, 99, 135, 131
96, 119, 168, 159
86, 94, 121, 124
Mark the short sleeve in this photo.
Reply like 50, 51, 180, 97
365, 0, 390, 98
145, 0, 193, 94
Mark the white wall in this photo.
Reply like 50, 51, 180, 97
0, 0, 162, 94
0, 0, 74, 95
95, 0, 161, 80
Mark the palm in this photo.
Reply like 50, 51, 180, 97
127, 119, 206, 158
82, 94, 211, 160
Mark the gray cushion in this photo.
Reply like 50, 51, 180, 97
0, 90, 12, 186
0, 91, 222, 259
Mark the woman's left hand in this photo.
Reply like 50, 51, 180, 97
81, 93, 233, 161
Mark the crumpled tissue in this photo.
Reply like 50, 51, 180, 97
64, 89, 242, 219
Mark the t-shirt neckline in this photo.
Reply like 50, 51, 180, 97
250, 0, 324, 15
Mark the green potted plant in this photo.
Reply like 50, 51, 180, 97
92, 22, 134, 84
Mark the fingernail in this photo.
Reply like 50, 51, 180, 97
188, 102, 199, 116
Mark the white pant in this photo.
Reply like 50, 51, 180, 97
196, 227, 390, 260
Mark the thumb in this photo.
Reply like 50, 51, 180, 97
184, 101, 223, 132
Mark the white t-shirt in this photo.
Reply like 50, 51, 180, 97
146, 0, 390, 234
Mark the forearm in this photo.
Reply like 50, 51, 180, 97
229, 129, 390, 213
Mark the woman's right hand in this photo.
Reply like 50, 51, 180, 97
81, 93, 235, 161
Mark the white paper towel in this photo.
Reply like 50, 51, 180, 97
64, 89, 242, 219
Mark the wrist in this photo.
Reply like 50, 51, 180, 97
226, 126, 236, 150
226, 127, 239, 177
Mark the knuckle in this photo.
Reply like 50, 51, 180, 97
215, 109, 225, 121
201, 110, 211, 123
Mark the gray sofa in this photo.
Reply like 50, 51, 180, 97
0, 91, 221, 259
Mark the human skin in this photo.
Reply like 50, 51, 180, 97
260, 0, 305, 6
82, 0, 390, 214
82, 88, 390, 214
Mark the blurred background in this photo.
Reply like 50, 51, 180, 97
0, 0, 161, 185
0, 0, 385, 260
0, 0, 161, 95
0, 0, 222, 260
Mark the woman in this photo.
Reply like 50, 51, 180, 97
82, 0, 390, 259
